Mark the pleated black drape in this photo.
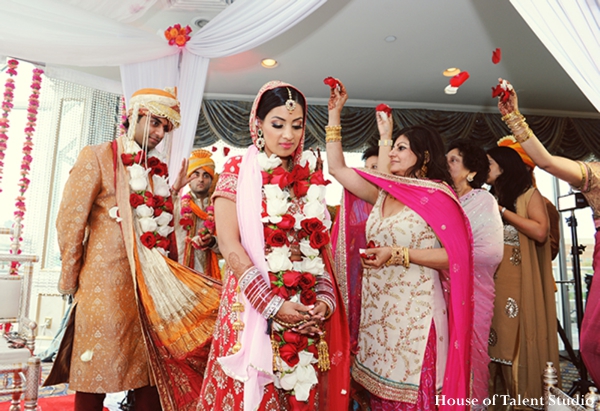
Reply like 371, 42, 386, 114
195, 100, 600, 159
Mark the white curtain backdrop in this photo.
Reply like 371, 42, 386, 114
509, 0, 600, 112
0, 0, 327, 176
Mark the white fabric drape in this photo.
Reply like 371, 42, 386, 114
509, 0, 600, 112
0, 0, 326, 178
60, 0, 158, 22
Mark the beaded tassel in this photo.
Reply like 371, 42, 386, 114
317, 332, 330, 372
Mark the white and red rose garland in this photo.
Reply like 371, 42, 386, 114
258, 150, 332, 407
117, 149, 175, 255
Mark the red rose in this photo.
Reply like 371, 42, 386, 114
375, 103, 392, 116
323, 77, 339, 89
130, 193, 145, 208
293, 180, 310, 198
309, 229, 329, 250
264, 224, 276, 239
290, 163, 310, 183
133, 151, 146, 164
288, 395, 311, 411
298, 273, 316, 291
306, 343, 318, 356
276, 214, 296, 231
282, 270, 302, 288
154, 208, 163, 217
270, 167, 289, 188
121, 153, 134, 166
145, 194, 156, 208
266, 229, 288, 248
140, 232, 156, 249
269, 273, 279, 284
279, 343, 300, 367
156, 235, 170, 249
163, 198, 174, 212
179, 217, 193, 228
272, 285, 292, 299
147, 156, 161, 167
301, 218, 325, 234
300, 289, 317, 306
309, 170, 330, 186
151, 163, 169, 177
282, 331, 308, 351
154, 196, 166, 207
261, 170, 271, 185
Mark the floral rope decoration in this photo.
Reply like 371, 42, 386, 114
10, 66, 43, 275
180, 195, 215, 250
0, 59, 19, 194
164, 24, 192, 47
258, 150, 333, 406
121, 150, 175, 254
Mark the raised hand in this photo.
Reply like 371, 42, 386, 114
496, 78, 519, 116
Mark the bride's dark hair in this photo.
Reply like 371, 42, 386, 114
256, 87, 306, 121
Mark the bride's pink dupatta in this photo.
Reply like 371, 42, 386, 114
333, 168, 474, 411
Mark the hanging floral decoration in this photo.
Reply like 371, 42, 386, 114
257, 150, 332, 407
180, 195, 215, 250
164, 24, 192, 47
121, 150, 175, 254
0, 59, 19, 194
10, 66, 43, 275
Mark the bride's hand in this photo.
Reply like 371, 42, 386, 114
497, 77, 519, 116
274, 300, 310, 325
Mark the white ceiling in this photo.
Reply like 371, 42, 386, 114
71, 0, 599, 117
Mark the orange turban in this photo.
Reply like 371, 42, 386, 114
497, 135, 535, 169
187, 149, 215, 179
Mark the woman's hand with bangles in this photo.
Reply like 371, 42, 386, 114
326, 78, 348, 115
496, 78, 519, 116
274, 300, 310, 327
376, 108, 393, 141
360, 246, 392, 269
294, 301, 328, 336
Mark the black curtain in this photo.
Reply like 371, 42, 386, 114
195, 99, 600, 159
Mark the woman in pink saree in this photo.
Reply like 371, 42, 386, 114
326, 79, 473, 411
495, 77, 600, 387
447, 140, 504, 410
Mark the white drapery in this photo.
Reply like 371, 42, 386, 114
0, 0, 327, 174
509, 0, 600, 112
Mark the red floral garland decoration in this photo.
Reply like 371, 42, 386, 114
122, 152, 175, 251
180, 194, 215, 250
10, 66, 43, 275
0, 59, 19, 194
164, 24, 192, 47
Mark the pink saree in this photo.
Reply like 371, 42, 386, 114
333, 168, 474, 411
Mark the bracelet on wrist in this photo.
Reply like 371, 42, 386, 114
325, 125, 342, 143
378, 139, 393, 147
500, 207, 506, 216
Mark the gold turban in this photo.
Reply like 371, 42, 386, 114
128, 87, 181, 129
497, 135, 535, 169
187, 149, 215, 179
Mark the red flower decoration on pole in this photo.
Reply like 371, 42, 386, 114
0, 59, 19, 194
164, 24, 192, 47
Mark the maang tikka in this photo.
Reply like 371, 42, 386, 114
285, 88, 297, 113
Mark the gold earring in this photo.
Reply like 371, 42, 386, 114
255, 129, 265, 150
420, 151, 429, 178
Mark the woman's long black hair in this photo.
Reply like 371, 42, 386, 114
486, 146, 532, 212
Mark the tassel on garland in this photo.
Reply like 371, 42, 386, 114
271, 331, 282, 373
317, 332, 330, 372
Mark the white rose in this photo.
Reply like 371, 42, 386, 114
128, 163, 147, 179
129, 177, 147, 192
155, 212, 173, 227
293, 352, 318, 401
135, 204, 154, 218
278, 368, 298, 391
299, 151, 317, 172
301, 256, 325, 275
266, 246, 293, 272
157, 224, 174, 237
299, 239, 319, 257
267, 198, 290, 217
303, 200, 325, 220
257, 152, 282, 171
263, 184, 287, 201
306, 184, 325, 202
152, 174, 171, 197
293, 213, 304, 230
261, 215, 282, 224
138, 217, 157, 233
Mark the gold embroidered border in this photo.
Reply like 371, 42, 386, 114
212, 172, 238, 203
352, 360, 419, 404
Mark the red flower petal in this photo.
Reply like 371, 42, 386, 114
375, 103, 392, 116
450, 71, 470, 88
223, 147, 230, 156
211, 146, 217, 152
323, 77, 339, 89
492, 48, 502, 64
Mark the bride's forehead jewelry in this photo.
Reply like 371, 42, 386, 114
285, 88, 297, 113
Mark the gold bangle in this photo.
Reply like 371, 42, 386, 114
325, 125, 342, 131
402, 246, 410, 269
378, 139, 393, 147
325, 125, 342, 143
326, 135, 342, 143
385, 246, 404, 267
501, 110, 522, 123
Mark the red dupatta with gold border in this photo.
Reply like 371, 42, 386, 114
332, 168, 474, 411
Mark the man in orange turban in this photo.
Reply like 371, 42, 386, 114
498, 135, 561, 260
175, 149, 221, 279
